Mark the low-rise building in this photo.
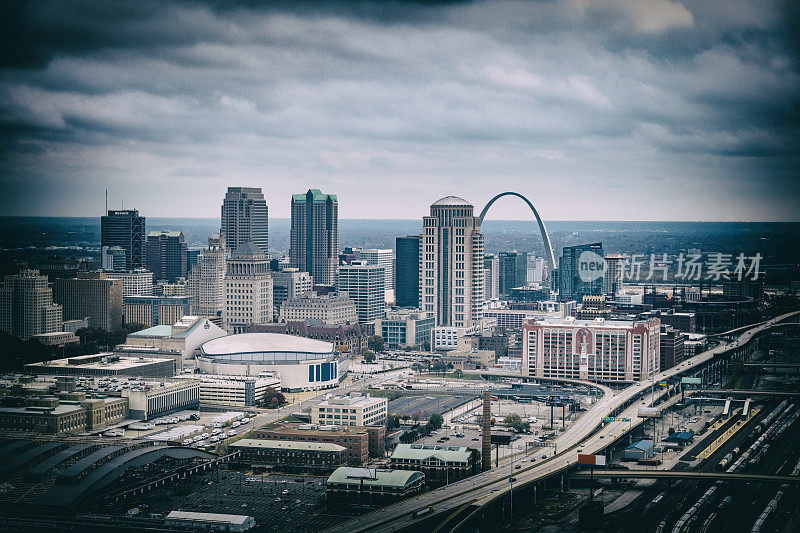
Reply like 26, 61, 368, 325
623, 440, 654, 460
193, 375, 281, 407
121, 380, 200, 420
326, 467, 425, 508
114, 316, 227, 369
0, 395, 127, 434
123, 295, 192, 328
254, 423, 385, 465
279, 292, 357, 325
31, 332, 79, 346
439, 349, 495, 370
311, 394, 388, 427
230, 439, 347, 474
390, 444, 480, 486
24, 353, 176, 378
375, 309, 435, 349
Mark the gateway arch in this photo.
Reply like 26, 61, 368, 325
479, 192, 556, 272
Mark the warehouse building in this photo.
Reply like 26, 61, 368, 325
230, 439, 347, 474
623, 440, 654, 461
326, 467, 425, 508
254, 423, 385, 465
390, 444, 480, 486
165, 512, 255, 532
24, 353, 176, 377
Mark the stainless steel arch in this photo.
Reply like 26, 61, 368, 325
478, 192, 556, 272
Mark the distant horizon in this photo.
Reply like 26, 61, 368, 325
2, 215, 799, 224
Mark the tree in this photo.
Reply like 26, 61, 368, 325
428, 413, 444, 431
363, 350, 376, 363
262, 387, 285, 407
503, 414, 530, 433
432, 360, 447, 374
387, 415, 400, 430
668, 427, 676, 435
422, 340, 431, 352
367, 335, 385, 352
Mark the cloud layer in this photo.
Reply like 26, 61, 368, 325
1, 0, 798, 220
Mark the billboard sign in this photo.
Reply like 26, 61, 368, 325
578, 454, 606, 466
638, 407, 662, 418
681, 377, 702, 385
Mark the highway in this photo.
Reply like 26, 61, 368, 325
323, 310, 799, 533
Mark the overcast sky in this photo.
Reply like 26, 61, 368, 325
1, 1, 798, 221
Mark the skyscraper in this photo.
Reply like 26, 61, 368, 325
603, 253, 624, 297
188, 233, 227, 317
0, 270, 63, 340
483, 254, 500, 301
338, 261, 385, 324
223, 242, 273, 334
290, 189, 338, 285
558, 242, 605, 301
220, 187, 269, 254
355, 248, 394, 302
420, 196, 485, 327
101, 209, 145, 270
146, 230, 188, 282
395, 235, 421, 308
498, 251, 528, 297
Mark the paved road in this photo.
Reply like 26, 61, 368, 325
322, 311, 799, 533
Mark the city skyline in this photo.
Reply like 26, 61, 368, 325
1, 1, 798, 222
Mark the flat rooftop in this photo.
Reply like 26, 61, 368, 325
25, 354, 172, 370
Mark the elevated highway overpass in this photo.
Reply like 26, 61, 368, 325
570, 470, 800, 485
323, 311, 799, 533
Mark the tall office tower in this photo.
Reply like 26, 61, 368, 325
271, 268, 313, 319
355, 248, 394, 302
603, 253, 624, 297
146, 230, 188, 282
420, 196, 485, 327
528, 255, 546, 284
220, 187, 269, 254
337, 261, 385, 324
223, 242, 273, 334
290, 189, 338, 285
53, 272, 123, 331
498, 251, 528, 297
188, 233, 227, 317
0, 270, 63, 340
101, 209, 145, 270
483, 254, 500, 301
558, 242, 604, 302
101, 246, 127, 271
395, 236, 421, 308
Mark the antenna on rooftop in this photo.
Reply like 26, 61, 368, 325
105, 189, 108, 213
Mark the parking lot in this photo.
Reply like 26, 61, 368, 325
103, 470, 349, 532
388, 395, 472, 419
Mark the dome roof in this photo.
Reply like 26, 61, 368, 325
231, 241, 265, 257
431, 196, 472, 207
201, 332, 334, 356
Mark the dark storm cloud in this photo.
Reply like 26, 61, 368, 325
0, 0, 798, 220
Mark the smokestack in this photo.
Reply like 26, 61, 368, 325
482, 390, 491, 472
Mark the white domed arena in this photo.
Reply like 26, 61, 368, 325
198, 333, 347, 392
